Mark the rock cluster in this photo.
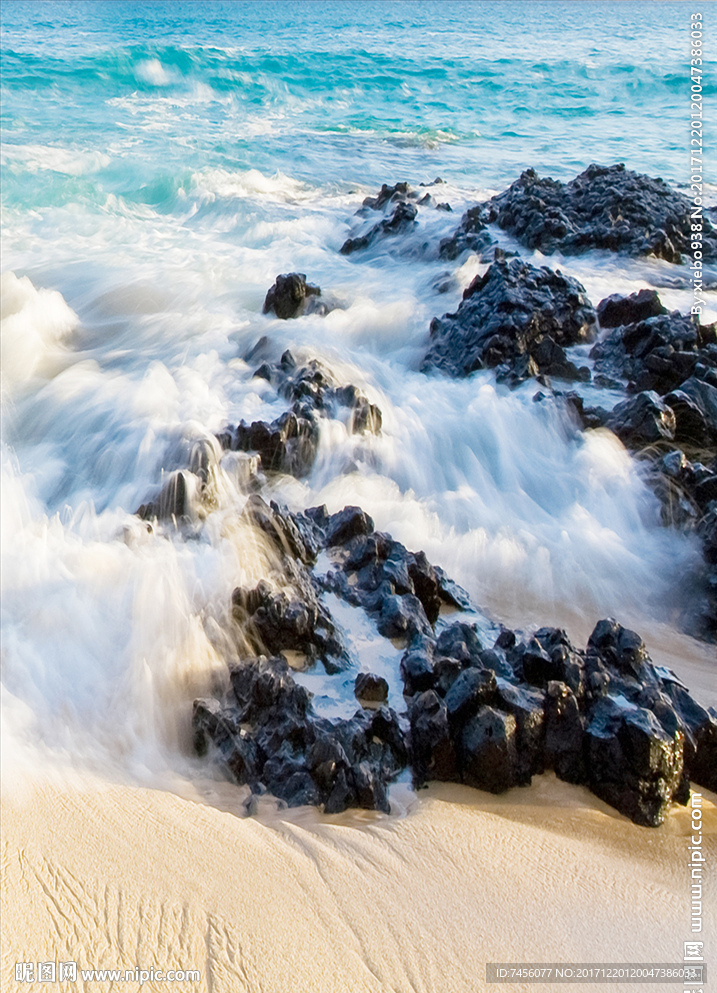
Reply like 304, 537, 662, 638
402, 617, 717, 827
217, 351, 382, 479
193, 656, 407, 813
539, 289, 717, 635
340, 181, 451, 256
591, 291, 717, 399
135, 353, 382, 521
475, 163, 717, 262
193, 500, 716, 825
422, 258, 596, 384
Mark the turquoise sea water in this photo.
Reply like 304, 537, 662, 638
2, 0, 712, 203
1, 1, 715, 782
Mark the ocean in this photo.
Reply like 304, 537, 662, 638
1, 0, 715, 790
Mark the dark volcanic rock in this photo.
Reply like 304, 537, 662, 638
409, 689, 459, 786
232, 561, 346, 673
438, 204, 495, 261
354, 671, 389, 705
193, 496, 715, 826
218, 355, 382, 479
676, 377, 717, 446
341, 183, 419, 255
341, 201, 417, 255
544, 681, 586, 784
241, 494, 321, 565
422, 258, 596, 383
585, 698, 684, 827
263, 273, 323, 319
663, 682, 717, 793
341, 180, 455, 257
460, 707, 518, 793
479, 163, 717, 262
606, 391, 677, 446
193, 655, 408, 814
589, 303, 717, 632
597, 289, 667, 328
590, 303, 716, 396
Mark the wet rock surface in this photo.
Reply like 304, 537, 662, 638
438, 204, 495, 261
193, 498, 715, 825
340, 181, 451, 256
400, 615, 713, 826
263, 272, 325, 319
135, 353, 382, 522
217, 351, 382, 479
591, 305, 717, 398
477, 163, 717, 262
422, 258, 596, 383
534, 290, 717, 637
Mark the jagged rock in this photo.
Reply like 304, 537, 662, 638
675, 377, 717, 446
354, 672, 389, 705
341, 183, 419, 255
409, 689, 459, 786
590, 306, 716, 396
326, 505, 375, 547
438, 204, 495, 260
585, 697, 684, 827
400, 641, 436, 697
226, 410, 320, 477
241, 494, 321, 565
341, 201, 417, 255
262, 273, 323, 319
218, 355, 382, 480
229, 656, 312, 723
444, 668, 498, 729
193, 656, 408, 814
663, 682, 717, 793
460, 708, 518, 793
494, 681, 545, 784
606, 391, 676, 446
597, 289, 668, 328
232, 562, 346, 673
435, 622, 484, 666
586, 619, 651, 679
544, 681, 586, 784
193, 497, 716, 827
341, 180, 452, 256
422, 258, 596, 382
378, 593, 432, 640
478, 163, 717, 262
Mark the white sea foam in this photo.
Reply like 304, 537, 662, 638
2, 98, 715, 785
134, 58, 175, 87
1, 143, 111, 176
0, 272, 78, 401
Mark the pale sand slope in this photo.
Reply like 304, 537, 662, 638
2, 774, 715, 993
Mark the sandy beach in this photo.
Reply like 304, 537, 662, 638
3, 774, 715, 993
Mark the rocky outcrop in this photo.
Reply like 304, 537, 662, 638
438, 204, 494, 261
582, 292, 717, 635
477, 163, 717, 262
590, 300, 717, 397
192, 499, 716, 825
193, 656, 407, 813
422, 258, 595, 384
400, 616, 715, 826
597, 288, 667, 328
263, 273, 325, 319
217, 352, 382, 479
340, 181, 451, 256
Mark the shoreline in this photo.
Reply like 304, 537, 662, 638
3, 773, 715, 992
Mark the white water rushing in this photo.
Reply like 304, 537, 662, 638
3, 0, 717, 795
2, 164, 714, 793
